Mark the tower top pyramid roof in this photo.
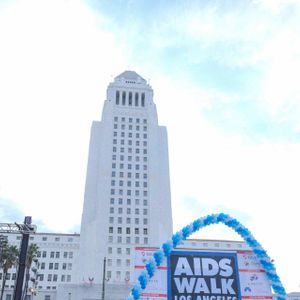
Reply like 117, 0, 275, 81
115, 70, 146, 83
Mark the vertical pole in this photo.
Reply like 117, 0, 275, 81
101, 257, 106, 300
13, 217, 31, 300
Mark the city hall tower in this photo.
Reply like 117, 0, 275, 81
76, 71, 173, 286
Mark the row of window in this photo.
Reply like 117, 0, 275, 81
113, 134, 147, 143
37, 274, 71, 282
16, 236, 74, 242
39, 262, 72, 270
110, 189, 148, 196
115, 91, 146, 107
108, 235, 148, 245
114, 117, 147, 124
108, 246, 130, 255
107, 258, 130, 267
109, 217, 148, 225
109, 227, 148, 235
106, 270, 130, 281
112, 155, 148, 163
109, 198, 148, 206
111, 172, 147, 179
37, 251, 73, 259
113, 124, 147, 131
113, 143, 147, 153
109, 207, 148, 215
111, 180, 147, 188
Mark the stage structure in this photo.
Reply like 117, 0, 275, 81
128, 213, 286, 300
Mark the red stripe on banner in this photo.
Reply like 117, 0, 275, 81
135, 247, 159, 251
242, 296, 272, 299
141, 294, 167, 297
239, 269, 265, 272
238, 250, 254, 254
135, 266, 167, 270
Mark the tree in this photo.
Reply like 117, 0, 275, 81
0, 243, 19, 300
22, 243, 39, 300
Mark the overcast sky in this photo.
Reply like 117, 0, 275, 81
0, 0, 300, 293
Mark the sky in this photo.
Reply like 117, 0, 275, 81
0, 0, 300, 293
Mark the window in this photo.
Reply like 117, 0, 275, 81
55, 237, 60, 242
50, 251, 54, 258
126, 227, 130, 234
116, 91, 120, 105
127, 190, 131, 196
143, 209, 148, 215
143, 219, 148, 225
127, 208, 131, 214
127, 198, 131, 204
135, 208, 139, 215
135, 190, 140, 196
108, 247, 112, 254
136, 125, 140, 131
47, 274, 52, 282
118, 217, 122, 224
143, 119, 147, 124
6, 295, 12, 300
126, 237, 131, 244
112, 171, 116, 177
109, 217, 114, 223
42, 237, 47, 241
143, 228, 148, 235
110, 189, 115, 195
49, 263, 53, 270
69, 252, 73, 259
110, 198, 114, 204
126, 218, 131, 224
129, 118, 132, 123
117, 259, 121, 266
117, 227, 122, 234
117, 248, 122, 254
63, 252, 68, 258
109, 227, 113, 233
67, 275, 71, 282
53, 274, 58, 282
114, 116, 118, 122
143, 182, 147, 187
126, 259, 130, 266
141, 93, 145, 106
61, 275, 65, 282
118, 198, 123, 205
135, 228, 139, 234
41, 262, 45, 270
129, 92, 132, 105
110, 207, 114, 213
108, 236, 113, 243
126, 248, 130, 255
135, 199, 140, 205
144, 237, 148, 245
54, 263, 59, 270
118, 207, 123, 214
135, 93, 139, 106
122, 91, 126, 105
143, 199, 148, 206
121, 117, 125, 122
107, 259, 112, 266
135, 237, 140, 244
68, 263, 72, 270
62, 263, 67, 270
107, 271, 111, 279
135, 218, 139, 224
42, 251, 47, 258
127, 181, 131, 187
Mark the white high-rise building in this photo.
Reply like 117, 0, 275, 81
75, 71, 173, 286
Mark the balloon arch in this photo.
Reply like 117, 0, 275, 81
127, 213, 286, 300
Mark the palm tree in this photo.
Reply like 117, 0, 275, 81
22, 243, 39, 300
0, 244, 19, 300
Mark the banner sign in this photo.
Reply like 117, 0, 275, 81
168, 251, 241, 300
134, 248, 272, 300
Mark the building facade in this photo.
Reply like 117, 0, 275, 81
75, 71, 173, 286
